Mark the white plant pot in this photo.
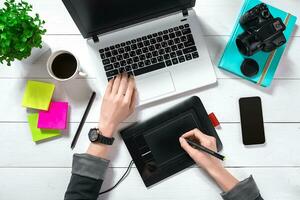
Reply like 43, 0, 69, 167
22, 42, 50, 64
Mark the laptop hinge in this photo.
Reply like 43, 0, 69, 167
92, 35, 99, 43
182, 9, 188, 17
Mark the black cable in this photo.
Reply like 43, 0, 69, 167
99, 160, 134, 195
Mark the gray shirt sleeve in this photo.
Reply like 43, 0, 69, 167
71, 154, 263, 200
221, 175, 263, 200
72, 153, 110, 180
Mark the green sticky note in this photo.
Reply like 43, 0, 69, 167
22, 80, 55, 110
27, 113, 61, 142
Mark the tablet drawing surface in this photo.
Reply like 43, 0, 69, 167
144, 112, 198, 166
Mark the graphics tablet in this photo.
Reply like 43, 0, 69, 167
120, 96, 223, 187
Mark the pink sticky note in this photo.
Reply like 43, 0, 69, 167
38, 102, 69, 130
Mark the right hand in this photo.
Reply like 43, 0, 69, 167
180, 129, 239, 192
179, 129, 223, 172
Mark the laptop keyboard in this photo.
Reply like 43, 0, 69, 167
99, 24, 200, 80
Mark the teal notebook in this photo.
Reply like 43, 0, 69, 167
218, 0, 297, 87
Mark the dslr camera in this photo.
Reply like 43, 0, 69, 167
236, 3, 287, 56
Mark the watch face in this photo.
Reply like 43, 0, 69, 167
89, 130, 99, 142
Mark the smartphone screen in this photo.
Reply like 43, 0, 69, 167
239, 97, 265, 145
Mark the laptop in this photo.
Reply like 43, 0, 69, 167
62, 0, 217, 106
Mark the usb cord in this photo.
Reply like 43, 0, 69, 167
99, 160, 134, 195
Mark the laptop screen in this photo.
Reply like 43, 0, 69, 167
63, 0, 195, 38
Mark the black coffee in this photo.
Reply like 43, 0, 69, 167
52, 53, 77, 79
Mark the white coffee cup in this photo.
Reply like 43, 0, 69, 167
47, 50, 87, 81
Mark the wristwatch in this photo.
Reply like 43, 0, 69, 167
88, 128, 115, 145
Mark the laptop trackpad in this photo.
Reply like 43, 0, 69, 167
136, 72, 175, 102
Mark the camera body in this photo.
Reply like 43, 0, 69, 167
236, 3, 287, 56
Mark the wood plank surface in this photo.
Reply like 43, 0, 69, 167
0, 0, 298, 36
1, 123, 299, 168
0, 0, 299, 199
1, 35, 300, 79
0, 79, 299, 123
0, 167, 299, 200
0, 36, 97, 78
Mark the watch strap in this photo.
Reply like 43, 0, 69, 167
97, 134, 115, 145
93, 128, 115, 145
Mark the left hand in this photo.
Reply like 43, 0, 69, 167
99, 73, 137, 137
87, 74, 137, 158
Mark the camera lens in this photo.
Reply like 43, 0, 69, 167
261, 10, 270, 18
236, 37, 250, 56
236, 31, 264, 56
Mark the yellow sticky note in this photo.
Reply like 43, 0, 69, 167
22, 80, 55, 110
27, 113, 61, 142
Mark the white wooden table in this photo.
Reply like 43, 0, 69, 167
0, 0, 300, 199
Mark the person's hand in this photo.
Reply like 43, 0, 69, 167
179, 129, 239, 192
99, 73, 137, 137
179, 129, 222, 172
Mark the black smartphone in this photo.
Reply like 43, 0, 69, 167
239, 97, 265, 145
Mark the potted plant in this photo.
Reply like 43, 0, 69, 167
0, 0, 47, 66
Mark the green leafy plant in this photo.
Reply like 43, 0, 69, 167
0, 0, 46, 66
